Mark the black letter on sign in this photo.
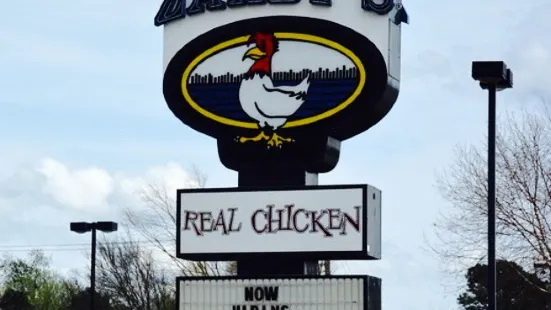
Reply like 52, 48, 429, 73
263, 286, 279, 301
268, 0, 300, 3
244, 287, 254, 301
228, 0, 266, 6
247, 0, 268, 5
154, 0, 186, 26
227, 0, 246, 7
310, 0, 331, 6
187, 0, 227, 15
362, 0, 394, 14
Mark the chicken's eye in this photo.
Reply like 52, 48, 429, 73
258, 42, 266, 52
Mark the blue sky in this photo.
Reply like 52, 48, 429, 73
1, 0, 551, 309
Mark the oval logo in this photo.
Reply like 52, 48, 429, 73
164, 16, 394, 143
182, 33, 366, 129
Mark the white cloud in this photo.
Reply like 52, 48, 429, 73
0, 158, 199, 214
502, 3, 551, 99
113, 162, 200, 210
0, 158, 202, 278
143, 162, 200, 194
38, 158, 113, 212
9, 204, 74, 230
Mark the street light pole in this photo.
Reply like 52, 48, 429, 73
70, 221, 118, 310
534, 261, 551, 309
471, 61, 513, 310
90, 226, 97, 310
487, 83, 497, 310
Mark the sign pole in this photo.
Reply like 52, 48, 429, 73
236, 166, 320, 277
157, 2, 408, 309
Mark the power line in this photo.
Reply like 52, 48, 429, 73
0, 239, 173, 248
0, 239, 175, 253
1, 248, 92, 253
0, 244, 173, 253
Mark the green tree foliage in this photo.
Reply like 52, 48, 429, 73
458, 260, 550, 309
0, 250, 73, 309
0, 250, 119, 310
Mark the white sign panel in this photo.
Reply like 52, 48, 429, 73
178, 276, 371, 310
176, 184, 381, 260
160, 1, 402, 81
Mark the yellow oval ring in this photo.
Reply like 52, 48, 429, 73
181, 32, 366, 129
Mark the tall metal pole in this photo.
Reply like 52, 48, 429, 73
535, 262, 551, 309
487, 84, 497, 310
90, 226, 97, 310
546, 265, 551, 310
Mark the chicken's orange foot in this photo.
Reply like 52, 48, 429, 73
267, 133, 294, 148
237, 131, 270, 144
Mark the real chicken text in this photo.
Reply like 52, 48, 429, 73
181, 204, 361, 237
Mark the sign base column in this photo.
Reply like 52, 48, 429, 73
237, 167, 320, 276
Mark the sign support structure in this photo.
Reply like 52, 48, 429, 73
235, 157, 329, 276
156, 1, 407, 309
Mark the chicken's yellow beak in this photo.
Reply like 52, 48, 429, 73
243, 47, 266, 61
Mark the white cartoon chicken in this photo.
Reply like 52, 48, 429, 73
237, 32, 310, 148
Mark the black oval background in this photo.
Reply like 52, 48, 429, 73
163, 15, 398, 141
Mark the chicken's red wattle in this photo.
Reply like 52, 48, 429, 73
248, 58, 272, 76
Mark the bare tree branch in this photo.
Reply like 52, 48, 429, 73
123, 167, 234, 277
95, 231, 176, 310
430, 105, 551, 292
